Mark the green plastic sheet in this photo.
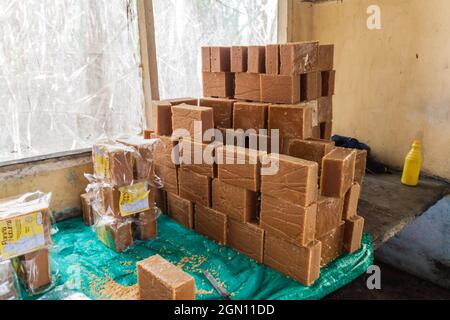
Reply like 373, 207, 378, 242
26, 215, 373, 300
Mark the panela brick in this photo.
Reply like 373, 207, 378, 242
155, 188, 167, 214
179, 139, 218, 178
167, 98, 199, 106
355, 150, 368, 185
343, 182, 361, 220
92, 143, 134, 186
201, 47, 211, 72
318, 222, 345, 267
167, 192, 194, 229
211, 47, 231, 72
203, 72, 234, 98
195, 204, 227, 244
152, 134, 178, 169
96, 218, 134, 253
264, 235, 321, 286
316, 196, 344, 238
217, 145, 264, 192
288, 139, 335, 171
261, 154, 318, 207
231, 46, 248, 72
137, 255, 196, 300
260, 195, 317, 246
247, 45, 266, 73
171, 104, 214, 143
260, 74, 301, 104
301, 72, 320, 102
317, 96, 333, 123
152, 100, 173, 136
15, 249, 51, 292
227, 220, 264, 263
233, 102, 268, 131
268, 104, 313, 146
321, 148, 356, 198
212, 179, 258, 223
199, 98, 236, 128
318, 45, 334, 72
133, 211, 158, 240
312, 126, 321, 139
344, 215, 365, 254
321, 70, 336, 97
234, 72, 261, 101
266, 44, 280, 75
155, 165, 178, 195
247, 132, 272, 153
81, 193, 95, 226
280, 42, 319, 75
320, 121, 333, 140
179, 167, 212, 207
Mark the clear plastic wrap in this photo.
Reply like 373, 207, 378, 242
153, 0, 278, 99
0, 260, 21, 300
0, 0, 144, 163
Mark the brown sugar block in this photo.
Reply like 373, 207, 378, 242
233, 102, 268, 131
316, 196, 344, 238
167, 192, 194, 229
134, 211, 158, 241
355, 150, 368, 185
152, 134, 178, 169
317, 96, 333, 123
211, 47, 231, 72
318, 222, 345, 267
137, 255, 196, 300
261, 154, 318, 207
118, 137, 159, 182
280, 42, 319, 75
234, 72, 261, 101
320, 121, 333, 140
344, 215, 365, 254
167, 98, 199, 106
260, 74, 301, 104
247, 46, 266, 73
155, 189, 167, 214
260, 195, 317, 246
81, 193, 95, 226
97, 218, 134, 253
194, 204, 227, 244
247, 132, 272, 153
312, 126, 321, 139
318, 45, 334, 72
15, 249, 51, 292
212, 179, 258, 223
155, 165, 178, 195
288, 139, 335, 166
343, 182, 361, 220
199, 98, 236, 128
231, 46, 248, 72
264, 234, 321, 286
227, 220, 264, 263
92, 144, 134, 186
179, 139, 218, 178
203, 72, 234, 98
301, 72, 320, 102
266, 44, 280, 75
217, 145, 264, 192
201, 47, 211, 72
321, 148, 356, 198
321, 70, 336, 97
268, 104, 313, 142
179, 167, 212, 207
152, 100, 173, 136
172, 104, 214, 143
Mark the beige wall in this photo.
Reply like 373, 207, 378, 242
292, 0, 450, 180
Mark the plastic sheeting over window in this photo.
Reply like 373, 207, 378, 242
153, 0, 278, 100
0, 0, 144, 163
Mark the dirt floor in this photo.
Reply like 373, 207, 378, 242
326, 261, 450, 300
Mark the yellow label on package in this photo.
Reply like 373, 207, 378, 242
0, 211, 46, 260
119, 182, 150, 217
94, 153, 110, 179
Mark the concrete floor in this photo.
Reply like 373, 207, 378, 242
326, 261, 450, 300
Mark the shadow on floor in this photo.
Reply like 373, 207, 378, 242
325, 261, 450, 300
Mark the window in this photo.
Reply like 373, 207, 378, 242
153, 0, 278, 100
0, 0, 144, 163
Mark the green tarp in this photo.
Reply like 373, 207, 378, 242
25, 215, 373, 300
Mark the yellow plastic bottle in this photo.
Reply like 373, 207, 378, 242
401, 140, 422, 186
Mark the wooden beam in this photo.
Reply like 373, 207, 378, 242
278, 0, 294, 43
137, 0, 160, 129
